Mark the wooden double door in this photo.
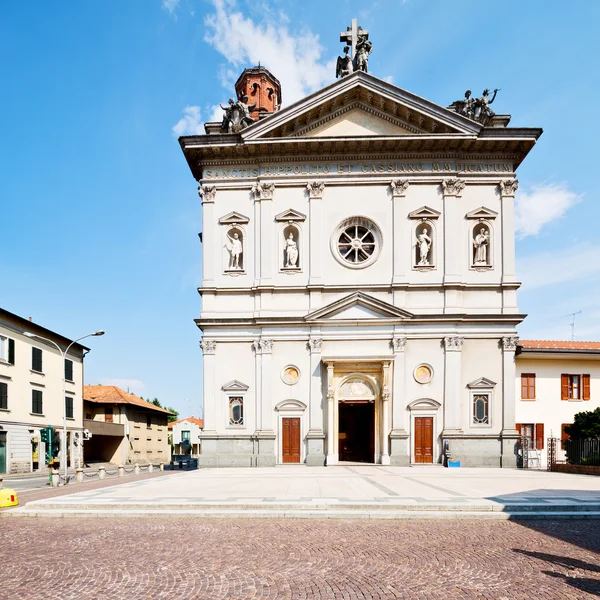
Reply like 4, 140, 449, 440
282, 417, 301, 463
414, 417, 434, 464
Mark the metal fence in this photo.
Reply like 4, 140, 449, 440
548, 437, 600, 470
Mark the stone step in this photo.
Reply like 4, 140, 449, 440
5, 507, 600, 520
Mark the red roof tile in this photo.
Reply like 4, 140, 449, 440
84, 386, 173, 414
168, 417, 204, 429
519, 340, 600, 351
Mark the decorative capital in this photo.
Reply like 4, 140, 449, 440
251, 182, 276, 200
442, 177, 466, 197
308, 338, 323, 353
306, 181, 325, 198
251, 339, 262, 354
390, 179, 410, 197
443, 336, 464, 352
381, 384, 391, 402
198, 184, 217, 203
501, 336, 519, 352
499, 179, 519, 198
199, 340, 217, 354
326, 385, 335, 401
391, 337, 408, 352
259, 339, 273, 354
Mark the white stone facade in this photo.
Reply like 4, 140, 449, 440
181, 71, 542, 467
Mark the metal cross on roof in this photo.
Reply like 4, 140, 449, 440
340, 18, 369, 59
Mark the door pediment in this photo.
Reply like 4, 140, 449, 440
305, 292, 413, 322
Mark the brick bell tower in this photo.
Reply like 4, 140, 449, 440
234, 66, 282, 120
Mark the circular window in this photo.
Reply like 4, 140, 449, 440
331, 217, 382, 269
281, 365, 300, 385
414, 364, 433, 384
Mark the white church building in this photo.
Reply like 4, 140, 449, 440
179, 54, 542, 468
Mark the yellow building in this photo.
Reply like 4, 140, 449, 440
83, 385, 171, 465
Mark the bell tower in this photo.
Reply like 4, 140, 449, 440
234, 66, 281, 120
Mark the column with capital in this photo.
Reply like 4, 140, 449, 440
307, 182, 325, 287
255, 183, 275, 287
391, 180, 409, 286
198, 185, 216, 283
255, 339, 276, 466
199, 340, 217, 432
390, 336, 409, 465
306, 337, 326, 466
380, 361, 391, 465
325, 361, 338, 465
442, 335, 464, 435
499, 180, 519, 312
442, 178, 466, 312
501, 335, 520, 467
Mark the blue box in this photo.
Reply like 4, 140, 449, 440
448, 460, 461, 468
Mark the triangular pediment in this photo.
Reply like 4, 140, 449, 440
274, 208, 306, 222
466, 207, 498, 220
219, 211, 250, 225
222, 379, 249, 392
467, 377, 497, 389
409, 206, 441, 220
305, 292, 413, 322
242, 71, 481, 141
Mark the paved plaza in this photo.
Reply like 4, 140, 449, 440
1, 517, 599, 599
8, 465, 600, 518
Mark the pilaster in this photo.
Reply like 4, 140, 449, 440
198, 185, 216, 283
199, 340, 217, 432
442, 178, 465, 312
325, 361, 338, 465
381, 361, 391, 465
499, 179, 518, 285
442, 335, 464, 435
389, 336, 409, 466
306, 336, 326, 466
307, 182, 325, 285
253, 182, 275, 286
390, 179, 409, 285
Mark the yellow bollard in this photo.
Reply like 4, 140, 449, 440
0, 488, 19, 508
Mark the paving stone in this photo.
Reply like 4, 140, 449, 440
1, 518, 599, 599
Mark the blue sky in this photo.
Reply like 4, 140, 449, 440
2, 0, 599, 417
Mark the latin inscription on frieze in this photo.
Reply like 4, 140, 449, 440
202, 161, 513, 180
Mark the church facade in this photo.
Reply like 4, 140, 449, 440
179, 60, 542, 468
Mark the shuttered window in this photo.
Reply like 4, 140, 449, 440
0, 336, 14, 364
521, 374, 536, 399
561, 423, 571, 450
32, 390, 43, 414
516, 423, 545, 450
32, 347, 43, 372
64, 359, 73, 381
561, 374, 591, 400
0, 382, 7, 410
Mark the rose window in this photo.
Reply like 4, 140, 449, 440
331, 217, 382, 269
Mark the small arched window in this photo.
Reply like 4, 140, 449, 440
229, 397, 244, 426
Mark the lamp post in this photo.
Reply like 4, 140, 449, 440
24, 330, 105, 479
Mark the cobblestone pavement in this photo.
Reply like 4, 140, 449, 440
2, 518, 599, 599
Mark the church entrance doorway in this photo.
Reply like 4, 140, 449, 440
281, 417, 301, 463
414, 416, 433, 463
338, 402, 375, 463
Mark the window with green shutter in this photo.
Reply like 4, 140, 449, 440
0, 383, 7, 410
32, 347, 43, 372
65, 396, 74, 419
32, 389, 43, 414
64, 359, 73, 381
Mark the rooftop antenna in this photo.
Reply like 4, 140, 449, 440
562, 310, 582, 341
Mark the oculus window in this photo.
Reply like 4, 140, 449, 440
332, 217, 382, 269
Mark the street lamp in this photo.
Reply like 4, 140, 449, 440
24, 329, 105, 479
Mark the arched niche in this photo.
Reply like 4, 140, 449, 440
281, 223, 301, 271
224, 225, 245, 273
471, 221, 493, 268
413, 220, 436, 269
337, 373, 379, 403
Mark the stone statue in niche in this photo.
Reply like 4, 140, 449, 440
284, 232, 299, 268
336, 46, 354, 78
226, 231, 243, 269
416, 227, 432, 266
473, 227, 490, 265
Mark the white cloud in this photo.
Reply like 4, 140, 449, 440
515, 182, 582, 238
209, 103, 224, 123
383, 75, 394, 84
517, 242, 600, 290
97, 378, 145, 394
172, 105, 204, 136
162, 0, 180, 16
204, 0, 335, 106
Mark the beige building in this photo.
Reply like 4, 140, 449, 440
83, 385, 171, 465
515, 340, 600, 467
0, 308, 89, 474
